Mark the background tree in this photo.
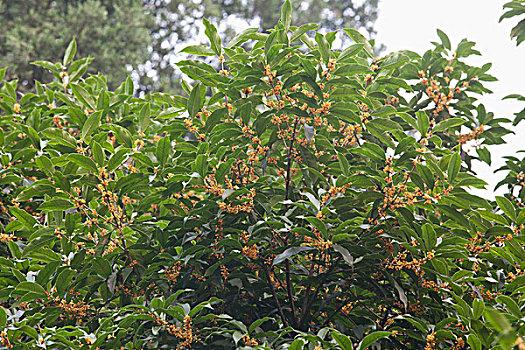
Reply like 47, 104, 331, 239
0, 0, 151, 92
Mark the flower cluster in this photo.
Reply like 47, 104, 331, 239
48, 296, 90, 321
165, 261, 182, 283
0, 330, 12, 349
242, 244, 259, 260
242, 335, 259, 347
425, 332, 436, 350
0, 233, 14, 243
386, 248, 434, 277
458, 124, 484, 145
166, 315, 198, 350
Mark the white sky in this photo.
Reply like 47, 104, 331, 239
375, 0, 525, 198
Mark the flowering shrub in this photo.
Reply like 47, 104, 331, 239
0, 2, 524, 349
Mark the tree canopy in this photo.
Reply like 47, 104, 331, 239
0, 1, 524, 349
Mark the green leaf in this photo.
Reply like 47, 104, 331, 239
436, 29, 451, 50
36, 261, 60, 287
467, 334, 482, 350
357, 331, 391, 350
125, 76, 134, 95
421, 223, 437, 251
338, 44, 364, 62
476, 147, 491, 165
333, 245, 354, 266
111, 124, 133, 146
188, 83, 203, 119
315, 32, 330, 63
416, 111, 430, 134
496, 196, 517, 222
305, 216, 327, 237
433, 117, 466, 132
37, 156, 55, 176
495, 295, 521, 318
447, 152, 461, 183
139, 103, 151, 131
71, 84, 95, 110
32, 60, 59, 74
248, 317, 272, 334
15, 281, 47, 298
0, 307, 5, 329
228, 28, 259, 48
203, 108, 226, 133
10, 206, 38, 229
343, 28, 373, 57
179, 45, 216, 56
332, 64, 371, 76
203, 18, 222, 55
288, 339, 305, 350
55, 268, 75, 294
332, 330, 353, 350
42, 128, 77, 148
280, 0, 292, 31
39, 199, 75, 212
290, 23, 318, 42
107, 149, 130, 172
68, 154, 98, 173
194, 154, 208, 178
92, 141, 105, 166
273, 246, 313, 265
484, 308, 512, 333
82, 111, 102, 140
366, 117, 402, 133
20, 325, 38, 339
0, 67, 6, 83
156, 136, 171, 168
63, 38, 77, 66
23, 235, 56, 257
472, 298, 485, 319
338, 153, 349, 176
397, 112, 418, 129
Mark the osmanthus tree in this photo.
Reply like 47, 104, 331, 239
0, 1, 524, 349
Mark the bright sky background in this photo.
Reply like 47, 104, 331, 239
375, 0, 525, 198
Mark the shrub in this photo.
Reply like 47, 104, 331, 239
0, 2, 524, 349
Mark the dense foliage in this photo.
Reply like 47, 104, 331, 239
0, 2, 524, 349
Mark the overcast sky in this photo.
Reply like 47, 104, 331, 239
374, 0, 525, 198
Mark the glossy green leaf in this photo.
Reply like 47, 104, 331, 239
63, 38, 77, 66
496, 196, 517, 222
156, 136, 171, 167
203, 18, 222, 55
82, 111, 102, 140
39, 199, 75, 212
273, 246, 313, 265
71, 84, 95, 110
447, 152, 461, 183
280, 0, 292, 31
68, 153, 98, 172
357, 331, 391, 350
436, 29, 451, 50
188, 83, 203, 119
